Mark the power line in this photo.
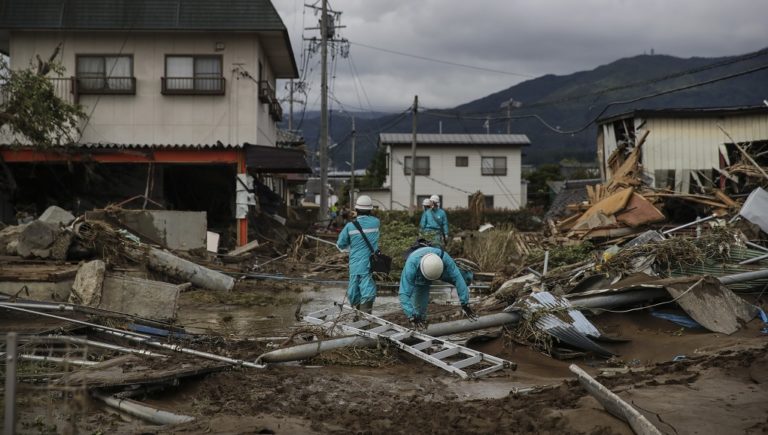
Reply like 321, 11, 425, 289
421, 62, 768, 134
349, 41, 534, 78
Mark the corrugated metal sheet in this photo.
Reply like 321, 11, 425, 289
380, 133, 530, 146
0, 0, 285, 31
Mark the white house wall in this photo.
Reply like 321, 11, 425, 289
639, 114, 768, 190
8, 31, 278, 146
387, 145, 524, 210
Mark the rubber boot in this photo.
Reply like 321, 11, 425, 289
359, 300, 373, 315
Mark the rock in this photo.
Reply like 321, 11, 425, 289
0, 224, 26, 256
70, 260, 106, 306
38, 206, 76, 226
17, 220, 57, 258
50, 232, 74, 261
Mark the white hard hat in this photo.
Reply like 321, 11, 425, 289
355, 195, 373, 210
422, 198, 432, 207
419, 253, 444, 281
429, 195, 440, 204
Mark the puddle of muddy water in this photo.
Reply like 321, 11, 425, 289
178, 285, 463, 336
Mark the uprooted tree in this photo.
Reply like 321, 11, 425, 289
0, 45, 84, 147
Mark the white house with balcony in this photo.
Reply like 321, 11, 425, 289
0, 0, 308, 246
359, 133, 530, 210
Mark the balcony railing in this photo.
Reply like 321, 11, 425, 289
269, 101, 283, 122
74, 76, 136, 95
259, 80, 276, 104
161, 76, 225, 95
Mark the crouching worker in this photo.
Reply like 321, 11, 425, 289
336, 195, 380, 314
399, 246, 477, 329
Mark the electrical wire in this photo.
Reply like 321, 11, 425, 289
419, 61, 768, 134
349, 41, 533, 78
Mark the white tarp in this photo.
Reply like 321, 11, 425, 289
740, 187, 768, 234
235, 174, 256, 219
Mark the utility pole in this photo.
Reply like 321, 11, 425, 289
304, 1, 348, 221
500, 98, 522, 135
319, 0, 329, 220
288, 79, 294, 131
409, 95, 418, 215
349, 115, 356, 207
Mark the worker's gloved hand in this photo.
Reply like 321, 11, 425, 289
461, 304, 478, 321
409, 316, 426, 330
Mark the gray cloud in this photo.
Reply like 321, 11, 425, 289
274, 0, 768, 112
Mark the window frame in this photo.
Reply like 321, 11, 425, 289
403, 156, 430, 176
481, 156, 507, 176
455, 156, 469, 167
75, 54, 136, 95
162, 54, 225, 95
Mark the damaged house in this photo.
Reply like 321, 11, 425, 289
597, 106, 768, 194
0, 0, 308, 247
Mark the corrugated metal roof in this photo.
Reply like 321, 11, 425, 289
379, 133, 530, 146
0, 0, 286, 31
597, 105, 768, 125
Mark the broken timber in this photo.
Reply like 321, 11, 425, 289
304, 305, 515, 379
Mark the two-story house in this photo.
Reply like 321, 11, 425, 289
0, 0, 307, 246
360, 133, 530, 210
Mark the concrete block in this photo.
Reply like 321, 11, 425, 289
50, 232, 74, 261
70, 260, 106, 306
17, 220, 56, 258
38, 206, 76, 226
110, 210, 207, 251
98, 274, 181, 321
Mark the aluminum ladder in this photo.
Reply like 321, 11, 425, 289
304, 304, 516, 379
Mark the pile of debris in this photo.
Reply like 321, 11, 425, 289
551, 129, 767, 242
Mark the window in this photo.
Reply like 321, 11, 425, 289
455, 156, 468, 167
163, 55, 224, 94
481, 156, 507, 176
76, 55, 135, 94
467, 194, 494, 209
404, 156, 430, 175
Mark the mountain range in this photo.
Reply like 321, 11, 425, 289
281, 48, 768, 170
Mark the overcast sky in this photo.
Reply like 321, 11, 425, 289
273, 0, 768, 113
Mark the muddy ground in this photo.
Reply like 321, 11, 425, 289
6, 282, 768, 434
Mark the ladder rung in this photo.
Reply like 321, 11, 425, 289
431, 347, 461, 360
412, 340, 434, 351
451, 355, 482, 369
368, 325, 394, 334
347, 320, 370, 329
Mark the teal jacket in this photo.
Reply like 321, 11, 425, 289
419, 208, 449, 238
336, 215, 380, 275
398, 246, 469, 319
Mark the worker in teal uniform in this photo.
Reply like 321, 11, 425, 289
419, 195, 448, 246
336, 195, 380, 313
399, 246, 477, 328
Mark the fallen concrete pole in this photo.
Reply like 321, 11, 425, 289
20, 354, 98, 367
717, 268, 768, 285
93, 392, 195, 425
258, 312, 521, 364
145, 247, 235, 292
567, 288, 670, 310
570, 364, 662, 435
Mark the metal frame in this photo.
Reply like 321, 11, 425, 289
304, 305, 514, 379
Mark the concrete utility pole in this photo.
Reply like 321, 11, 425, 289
500, 98, 522, 134
288, 79, 294, 131
409, 95, 418, 214
319, 0, 330, 220
350, 115, 356, 206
